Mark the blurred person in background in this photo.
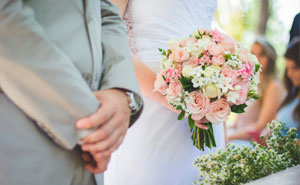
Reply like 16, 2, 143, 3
277, 37, 300, 138
228, 36, 285, 144
289, 13, 300, 43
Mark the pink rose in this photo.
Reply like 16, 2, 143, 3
219, 34, 236, 53
172, 48, 190, 62
209, 29, 224, 42
234, 81, 249, 105
154, 73, 168, 95
238, 49, 252, 63
222, 66, 238, 84
212, 55, 225, 66
208, 42, 224, 56
205, 99, 231, 124
166, 79, 183, 96
184, 56, 199, 67
179, 38, 197, 47
186, 91, 210, 121
222, 66, 237, 78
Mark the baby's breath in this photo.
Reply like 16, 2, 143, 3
194, 121, 300, 185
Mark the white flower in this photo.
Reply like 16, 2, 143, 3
227, 91, 239, 104
216, 76, 233, 94
182, 65, 193, 77
189, 44, 205, 56
190, 66, 204, 77
161, 58, 173, 70
227, 56, 242, 68
251, 53, 260, 66
204, 65, 221, 77
168, 38, 181, 50
197, 35, 212, 50
191, 77, 206, 88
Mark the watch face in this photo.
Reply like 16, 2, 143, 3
126, 92, 140, 113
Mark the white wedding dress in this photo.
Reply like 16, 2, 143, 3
102, 0, 225, 185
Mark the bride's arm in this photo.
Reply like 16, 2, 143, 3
110, 0, 180, 114
130, 54, 180, 113
111, 0, 128, 16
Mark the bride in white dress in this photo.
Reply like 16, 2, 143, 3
101, 0, 225, 184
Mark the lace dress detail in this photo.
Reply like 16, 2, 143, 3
123, 8, 138, 54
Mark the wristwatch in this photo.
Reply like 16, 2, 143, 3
125, 91, 140, 115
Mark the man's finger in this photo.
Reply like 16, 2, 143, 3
82, 127, 122, 153
81, 153, 92, 162
85, 156, 111, 174
96, 135, 124, 158
76, 104, 114, 130
81, 113, 126, 143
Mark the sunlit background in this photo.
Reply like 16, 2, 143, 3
212, 0, 300, 124
213, 0, 299, 77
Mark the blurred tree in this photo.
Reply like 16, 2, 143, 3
258, 0, 269, 34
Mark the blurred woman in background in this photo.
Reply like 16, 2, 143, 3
228, 36, 284, 144
277, 37, 300, 138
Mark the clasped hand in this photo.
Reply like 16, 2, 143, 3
76, 89, 131, 174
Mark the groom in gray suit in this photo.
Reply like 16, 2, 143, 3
0, 0, 142, 185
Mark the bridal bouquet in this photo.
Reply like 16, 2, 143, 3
154, 29, 261, 151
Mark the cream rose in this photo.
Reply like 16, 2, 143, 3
161, 58, 173, 70
204, 65, 221, 77
182, 65, 193, 77
197, 35, 212, 50
204, 84, 220, 99
205, 99, 231, 124
168, 38, 181, 50
186, 91, 210, 121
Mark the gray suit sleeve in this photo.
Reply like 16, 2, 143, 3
100, 0, 143, 125
0, 0, 99, 149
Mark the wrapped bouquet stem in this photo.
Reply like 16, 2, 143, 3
154, 29, 261, 151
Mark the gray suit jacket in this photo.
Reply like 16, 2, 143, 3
0, 0, 141, 185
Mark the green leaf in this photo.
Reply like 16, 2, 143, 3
198, 30, 201, 37
158, 48, 166, 56
195, 35, 200, 40
204, 130, 211, 148
255, 64, 261, 73
188, 115, 195, 132
179, 77, 197, 92
167, 49, 172, 57
162, 75, 166, 81
248, 91, 259, 99
198, 128, 205, 151
178, 110, 185, 120
176, 105, 182, 110
231, 104, 248, 113
225, 54, 232, 60
198, 53, 203, 59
